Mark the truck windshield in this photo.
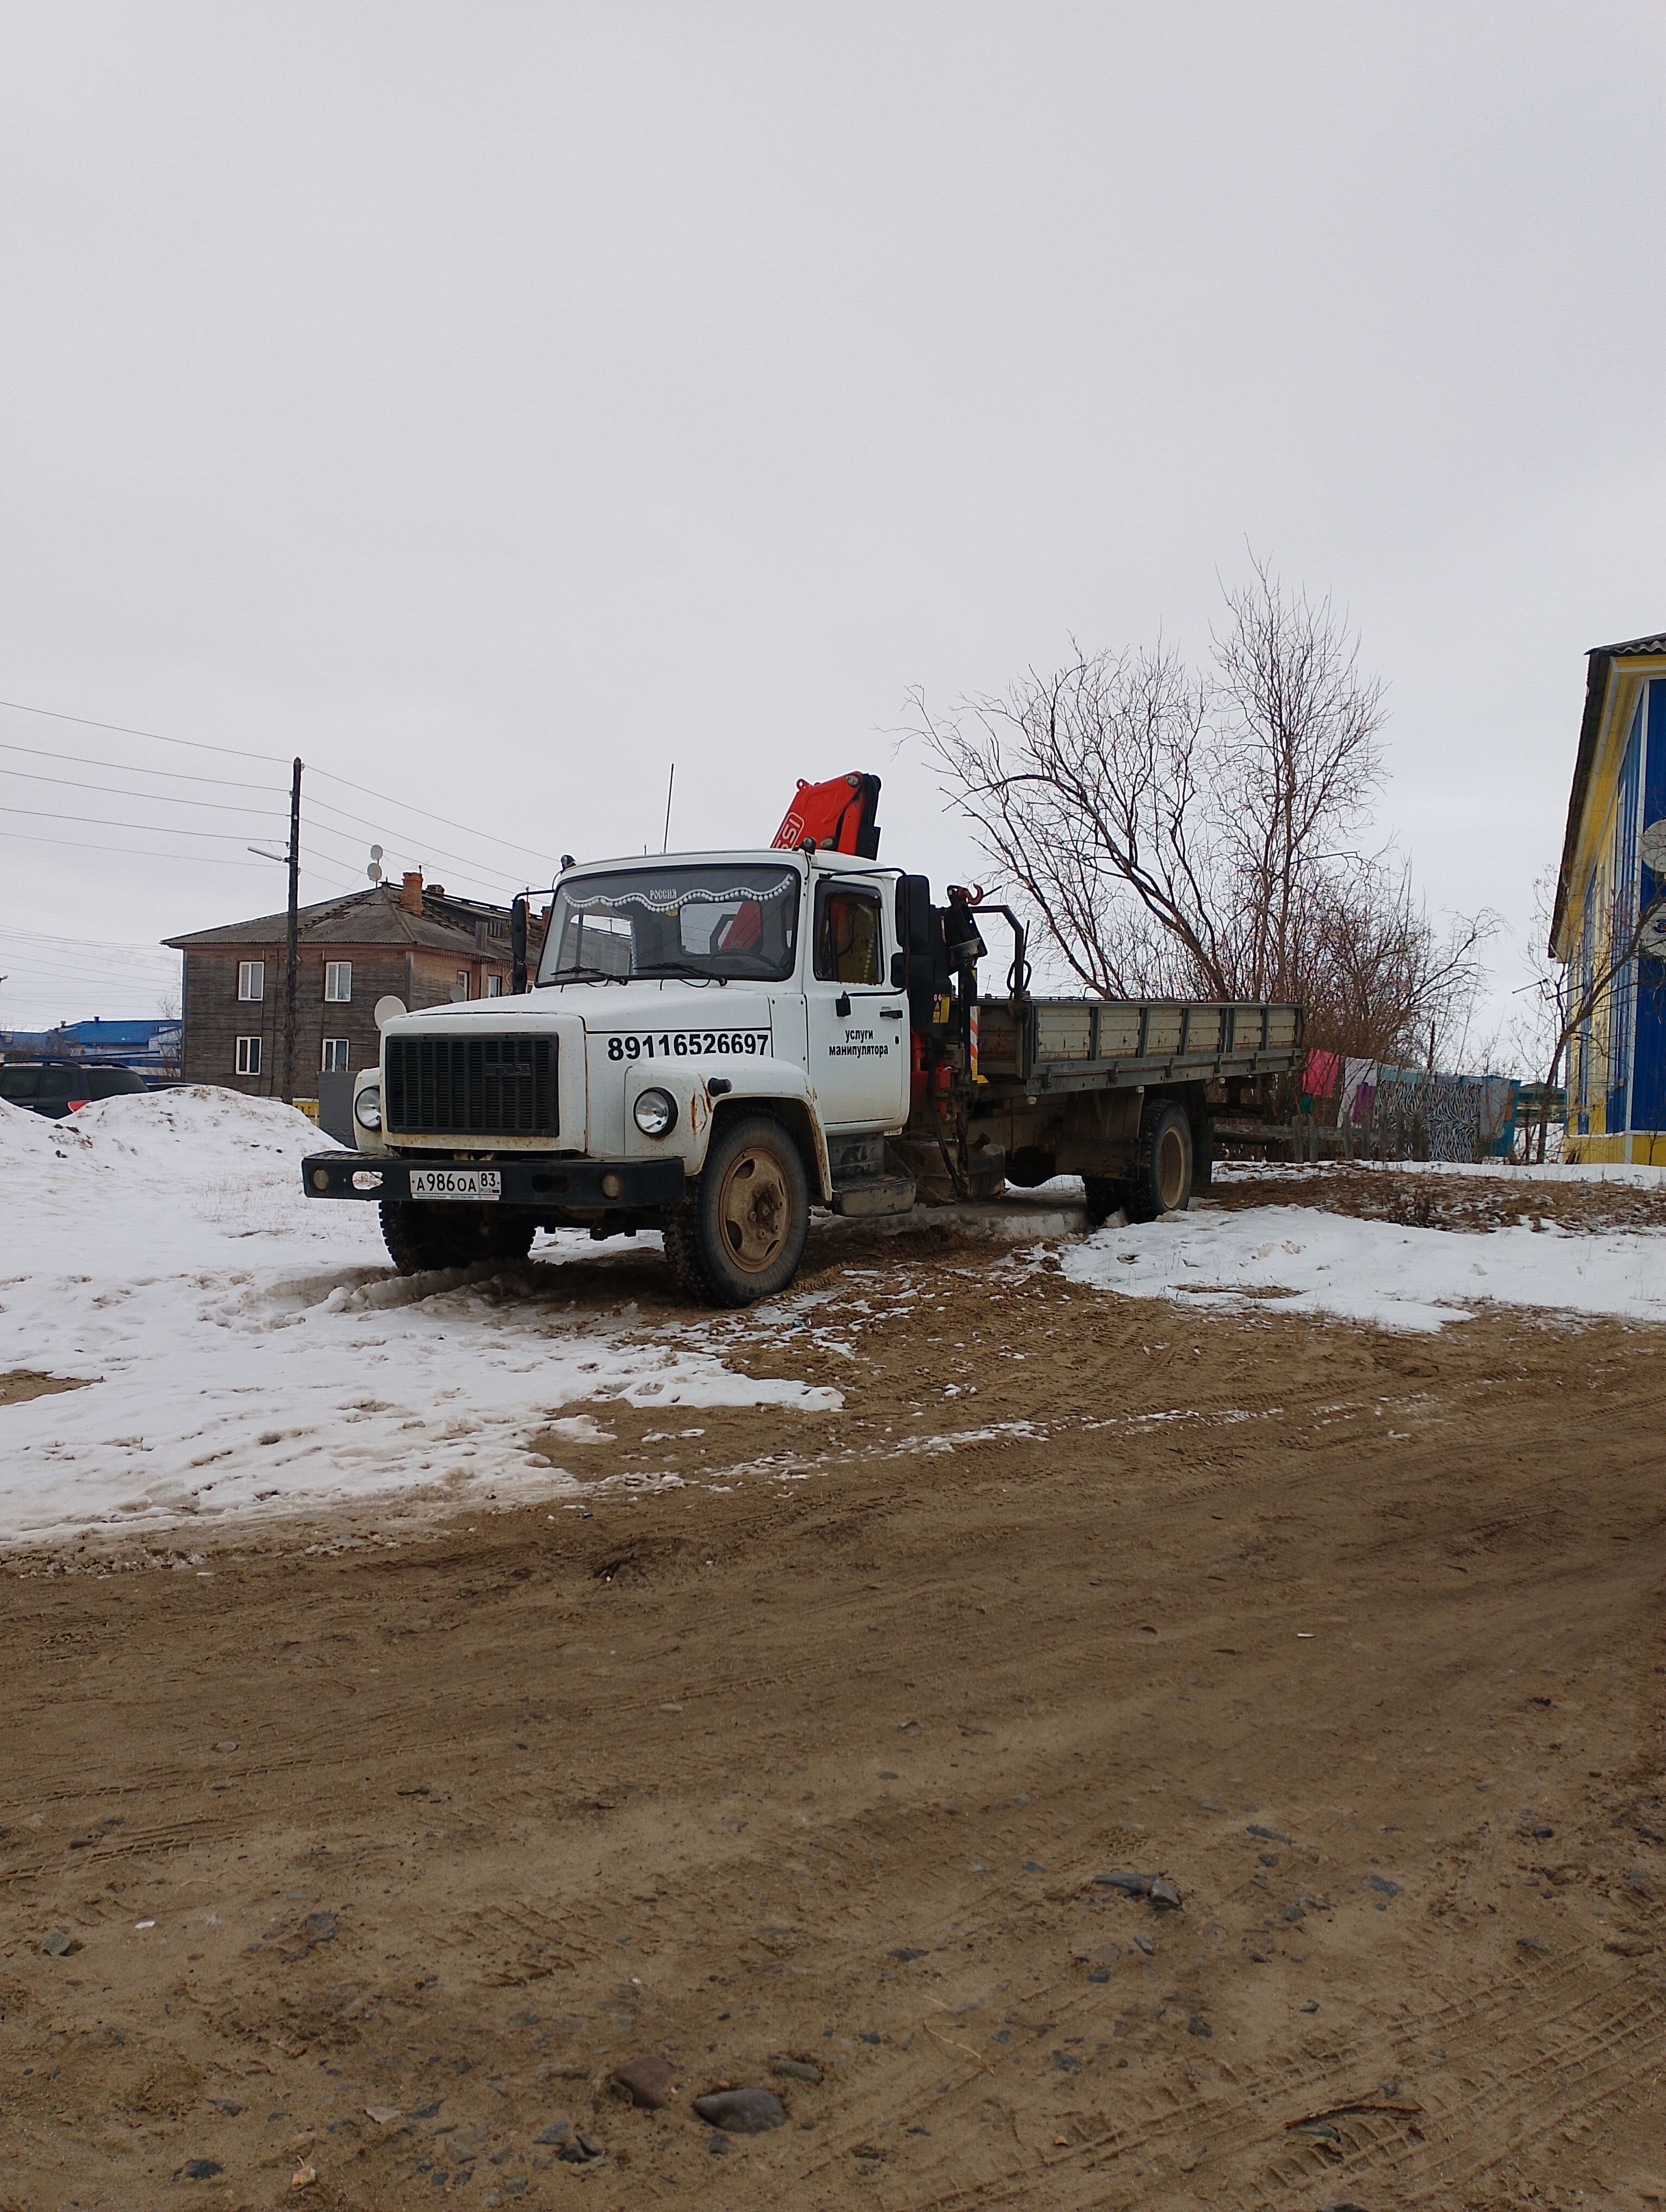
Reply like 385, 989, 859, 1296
539, 863, 801, 986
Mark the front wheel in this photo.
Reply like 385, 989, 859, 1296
663, 1113, 810, 1307
1124, 1101, 1193, 1223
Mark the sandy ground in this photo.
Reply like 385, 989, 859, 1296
3, 1218, 1664, 2211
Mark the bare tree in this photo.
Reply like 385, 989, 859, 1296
914, 556, 1489, 1066
155, 988, 183, 1079
909, 641, 1222, 1000
1514, 866, 1665, 1164
1209, 559, 1386, 1001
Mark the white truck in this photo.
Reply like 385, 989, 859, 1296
302, 824, 1300, 1305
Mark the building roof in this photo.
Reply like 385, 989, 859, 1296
163, 883, 502, 956
62, 1018, 178, 1044
1552, 629, 1666, 952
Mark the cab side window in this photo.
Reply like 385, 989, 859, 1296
814, 885, 883, 986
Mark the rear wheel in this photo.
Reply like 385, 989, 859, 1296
379, 1200, 535, 1275
1124, 1101, 1193, 1223
663, 1113, 810, 1307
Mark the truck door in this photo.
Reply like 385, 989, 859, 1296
804, 874, 909, 1130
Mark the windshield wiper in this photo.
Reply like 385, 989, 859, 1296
631, 962, 715, 980
540, 964, 630, 986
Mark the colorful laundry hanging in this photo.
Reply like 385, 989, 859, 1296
1302, 1049, 1342, 1099
1340, 1057, 1376, 1124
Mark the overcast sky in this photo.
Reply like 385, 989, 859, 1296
2, 4, 1662, 1050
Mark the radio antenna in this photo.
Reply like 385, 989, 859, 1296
661, 761, 676, 852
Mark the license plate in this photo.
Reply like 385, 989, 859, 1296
409, 1168, 502, 1201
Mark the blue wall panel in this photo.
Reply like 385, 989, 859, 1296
1608, 700, 1644, 1128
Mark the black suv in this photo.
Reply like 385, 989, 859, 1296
0, 1059, 150, 1120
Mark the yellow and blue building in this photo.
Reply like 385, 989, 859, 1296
1552, 628, 1666, 1162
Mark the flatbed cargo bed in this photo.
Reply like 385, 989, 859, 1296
976, 996, 1302, 1091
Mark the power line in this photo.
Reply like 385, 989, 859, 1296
0, 825, 325, 867
0, 694, 558, 871
0, 697, 287, 764
0, 949, 176, 981
0, 737, 276, 792
0, 767, 286, 815
307, 766, 556, 867
1, 804, 285, 841
300, 803, 530, 891
0, 922, 184, 955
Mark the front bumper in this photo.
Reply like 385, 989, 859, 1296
300, 1150, 688, 1210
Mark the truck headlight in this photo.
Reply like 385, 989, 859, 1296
632, 1087, 676, 1139
354, 1084, 382, 1131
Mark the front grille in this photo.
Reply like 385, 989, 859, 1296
385, 1034, 559, 1137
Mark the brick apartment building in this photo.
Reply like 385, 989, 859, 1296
165, 872, 546, 1098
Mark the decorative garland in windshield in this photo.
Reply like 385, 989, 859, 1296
562, 867, 798, 915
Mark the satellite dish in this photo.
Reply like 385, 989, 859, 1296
370, 844, 384, 860
1641, 819, 1666, 876
373, 995, 407, 1031
367, 841, 385, 883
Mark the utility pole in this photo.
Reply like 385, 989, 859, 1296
282, 758, 301, 1105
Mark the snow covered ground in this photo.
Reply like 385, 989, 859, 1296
4, 1089, 1664, 1549
1065, 1200, 1666, 1332
0, 1090, 836, 1549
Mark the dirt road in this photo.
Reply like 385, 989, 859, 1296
3, 1220, 1663, 2209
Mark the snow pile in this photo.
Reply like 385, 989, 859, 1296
1063, 1201, 1666, 1333
0, 1089, 837, 1548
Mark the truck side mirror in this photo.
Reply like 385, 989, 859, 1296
890, 949, 906, 989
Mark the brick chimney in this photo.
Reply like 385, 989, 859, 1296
401, 871, 423, 915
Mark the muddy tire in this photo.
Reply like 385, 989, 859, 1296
664, 1113, 810, 1307
379, 1200, 534, 1275
1123, 1101, 1193, 1224
1082, 1175, 1123, 1227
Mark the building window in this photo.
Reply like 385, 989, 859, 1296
322, 1038, 350, 1072
238, 960, 265, 1002
235, 1036, 262, 1076
456, 969, 470, 999
324, 961, 352, 1003
486, 974, 503, 998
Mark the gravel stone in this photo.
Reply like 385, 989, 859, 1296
771, 2058, 823, 2085
693, 2087, 788, 2134
608, 2056, 675, 2110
